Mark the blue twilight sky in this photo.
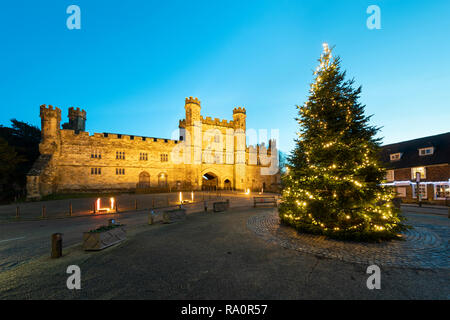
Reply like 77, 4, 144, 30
0, 0, 449, 153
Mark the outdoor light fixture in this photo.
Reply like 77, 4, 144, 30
96, 197, 116, 213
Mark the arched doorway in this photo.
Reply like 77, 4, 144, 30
224, 179, 232, 190
202, 172, 218, 191
158, 173, 168, 188
138, 171, 150, 188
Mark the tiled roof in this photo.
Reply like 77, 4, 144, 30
380, 132, 450, 169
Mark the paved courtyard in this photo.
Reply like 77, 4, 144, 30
247, 209, 449, 269
0, 205, 448, 299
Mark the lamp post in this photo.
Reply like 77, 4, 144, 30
416, 172, 422, 207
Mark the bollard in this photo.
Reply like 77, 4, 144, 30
51, 233, 62, 258
69, 202, 72, 216
41, 205, 46, 219
135, 199, 138, 210
152, 199, 155, 209
148, 210, 154, 225
93, 202, 96, 214
204, 201, 208, 212
16, 206, 20, 219
116, 200, 119, 213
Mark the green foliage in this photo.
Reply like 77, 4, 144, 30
279, 45, 407, 241
0, 119, 41, 201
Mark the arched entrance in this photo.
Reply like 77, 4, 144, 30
137, 171, 150, 189
158, 172, 168, 188
224, 179, 232, 190
202, 172, 218, 191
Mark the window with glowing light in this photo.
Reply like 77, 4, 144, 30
386, 170, 394, 182
390, 153, 402, 161
411, 167, 426, 180
434, 183, 450, 200
412, 184, 427, 199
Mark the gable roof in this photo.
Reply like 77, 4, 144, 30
380, 132, 450, 169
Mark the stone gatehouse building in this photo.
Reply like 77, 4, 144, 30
26, 97, 280, 199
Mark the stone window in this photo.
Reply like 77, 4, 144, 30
160, 153, 168, 162
116, 151, 125, 160
411, 167, 426, 180
140, 152, 148, 161
91, 150, 101, 159
419, 147, 434, 156
91, 168, 101, 175
116, 168, 125, 175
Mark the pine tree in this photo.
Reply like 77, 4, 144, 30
279, 44, 406, 241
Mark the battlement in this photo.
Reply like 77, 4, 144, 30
40, 104, 61, 120
185, 96, 201, 105
68, 107, 86, 120
179, 119, 186, 128
60, 129, 180, 145
233, 107, 246, 115
200, 115, 235, 128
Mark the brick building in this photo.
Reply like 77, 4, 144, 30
380, 132, 450, 205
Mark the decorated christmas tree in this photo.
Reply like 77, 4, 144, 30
279, 44, 406, 241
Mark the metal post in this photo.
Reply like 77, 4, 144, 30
41, 205, 46, 218
148, 210, 154, 225
16, 206, 20, 219
93, 201, 96, 214
152, 199, 155, 209
135, 199, 138, 210
116, 200, 119, 213
69, 202, 72, 216
51, 233, 62, 258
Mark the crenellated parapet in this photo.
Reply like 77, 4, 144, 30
200, 115, 235, 128
233, 106, 246, 115
68, 107, 87, 120
40, 104, 62, 122
185, 96, 201, 106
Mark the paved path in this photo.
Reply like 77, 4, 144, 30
247, 209, 449, 269
0, 206, 448, 299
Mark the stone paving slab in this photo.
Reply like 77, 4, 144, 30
247, 209, 449, 269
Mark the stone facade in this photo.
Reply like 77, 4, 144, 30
26, 98, 280, 200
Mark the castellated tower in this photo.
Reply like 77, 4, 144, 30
184, 97, 202, 166
62, 107, 86, 132
39, 104, 61, 154
233, 107, 247, 190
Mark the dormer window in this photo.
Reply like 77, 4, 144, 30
390, 153, 402, 161
419, 147, 434, 156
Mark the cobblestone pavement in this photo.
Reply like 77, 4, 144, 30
247, 209, 449, 269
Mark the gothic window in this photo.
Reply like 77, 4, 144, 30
91, 150, 101, 159
116, 151, 125, 160
140, 152, 148, 161
116, 168, 125, 175
160, 153, 168, 162
91, 168, 101, 175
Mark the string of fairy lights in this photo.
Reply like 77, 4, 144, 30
280, 43, 402, 236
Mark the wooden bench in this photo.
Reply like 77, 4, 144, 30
253, 196, 277, 208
